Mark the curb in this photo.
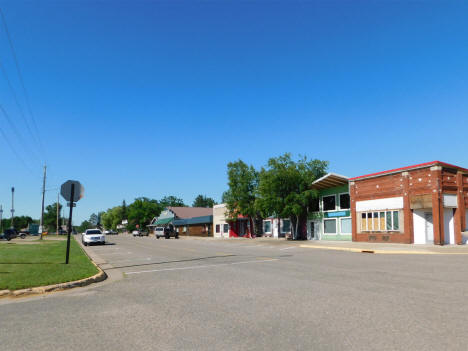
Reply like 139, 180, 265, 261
299, 244, 468, 255
0, 238, 108, 299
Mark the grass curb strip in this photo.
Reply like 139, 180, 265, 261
0, 239, 107, 299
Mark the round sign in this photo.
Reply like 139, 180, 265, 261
60, 180, 84, 202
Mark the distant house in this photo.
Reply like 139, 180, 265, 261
308, 173, 351, 241
148, 207, 213, 237
213, 204, 253, 238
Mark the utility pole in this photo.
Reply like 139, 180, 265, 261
56, 192, 60, 235
0, 204, 3, 233
39, 164, 46, 239
11, 187, 15, 228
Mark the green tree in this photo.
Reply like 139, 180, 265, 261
77, 220, 92, 233
2, 216, 35, 231
160, 196, 186, 208
257, 153, 328, 240
192, 195, 216, 208
43, 203, 62, 231
127, 197, 162, 231
224, 160, 261, 236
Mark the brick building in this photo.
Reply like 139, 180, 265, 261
350, 161, 468, 245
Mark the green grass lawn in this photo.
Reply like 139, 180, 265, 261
0, 237, 99, 290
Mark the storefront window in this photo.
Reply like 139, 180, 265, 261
263, 221, 271, 233
282, 219, 291, 233
216, 224, 220, 233
340, 218, 352, 234
223, 224, 229, 233
339, 193, 350, 210
323, 195, 336, 211
324, 219, 337, 234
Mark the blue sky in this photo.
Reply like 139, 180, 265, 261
1, 0, 468, 223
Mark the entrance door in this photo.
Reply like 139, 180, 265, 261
424, 212, 434, 243
307, 221, 320, 240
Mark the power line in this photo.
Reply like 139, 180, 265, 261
0, 121, 36, 176
0, 104, 42, 166
0, 59, 42, 156
0, 7, 45, 158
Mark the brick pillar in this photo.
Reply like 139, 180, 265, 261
455, 172, 465, 244
431, 166, 444, 245
350, 181, 357, 242
402, 172, 414, 243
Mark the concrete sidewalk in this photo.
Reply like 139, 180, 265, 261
299, 240, 468, 254
180, 235, 468, 254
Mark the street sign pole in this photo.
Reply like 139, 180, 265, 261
65, 183, 75, 264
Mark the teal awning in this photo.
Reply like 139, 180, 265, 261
154, 217, 173, 225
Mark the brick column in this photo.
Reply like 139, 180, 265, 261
455, 172, 466, 244
431, 166, 444, 245
350, 181, 357, 242
402, 172, 414, 243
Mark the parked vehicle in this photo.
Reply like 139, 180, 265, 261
104, 230, 118, 235
82, 229, 105, 246
132, 230, 148, 237
155, 225, 178, 239
0, 228, 26, 241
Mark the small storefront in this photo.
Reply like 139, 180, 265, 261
308, 173, 351, 241
350, 161, 468, 245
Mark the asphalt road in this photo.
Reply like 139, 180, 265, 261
2, 235, 468, 350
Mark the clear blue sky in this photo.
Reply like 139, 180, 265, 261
1, 0, 468, 224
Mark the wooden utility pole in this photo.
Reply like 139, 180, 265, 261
11, 187, 14, 228
39, 164, 46, 239
56, 192, 60, 235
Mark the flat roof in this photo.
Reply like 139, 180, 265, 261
311, 173, 349, 190
350, 161, 468, 181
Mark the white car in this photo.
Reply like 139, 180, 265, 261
82, 229, 106, 246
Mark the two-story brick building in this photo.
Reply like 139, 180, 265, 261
350, 161, 468, 245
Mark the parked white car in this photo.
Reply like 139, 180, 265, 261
82, 229, 105, 246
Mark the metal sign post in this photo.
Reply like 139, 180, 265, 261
65, 183, 74, 264
60, 180, 84, 264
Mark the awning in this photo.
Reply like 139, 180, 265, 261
152, 217, 173, 226
311, 173, 349, 190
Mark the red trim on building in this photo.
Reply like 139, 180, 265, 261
350, 161, 468, 181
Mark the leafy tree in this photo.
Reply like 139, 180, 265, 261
101, 206, 125, 230
2, 216, 36, 231
43, 203, 62, 231
257, 153, 328, 240
160, 196, 186, 208
224, 160, 261, 237
77, 220, 93, 233
192, 195, 216, 208
127, 197, 162, 231
89, 213, 99, 226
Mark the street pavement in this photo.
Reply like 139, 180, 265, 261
2, 235, 468, 350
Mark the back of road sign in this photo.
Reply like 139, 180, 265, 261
60, 180, 84, 202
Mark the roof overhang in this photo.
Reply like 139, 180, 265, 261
311, 173, 349, 190
350, 161, 468, 182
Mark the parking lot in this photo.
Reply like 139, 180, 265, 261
2, 235, 468, 350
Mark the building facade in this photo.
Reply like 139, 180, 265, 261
262, 217, 292, 238
148, 206, 213, 236
213, 204, 253, 238
350, 161, 468, 245
308, 173, 351, 241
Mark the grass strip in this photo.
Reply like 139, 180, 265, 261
0, 237, 99, 290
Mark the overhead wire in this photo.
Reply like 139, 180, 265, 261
0, 59, 41, 157
0, 121, 36, 176
0, 104, 42, 166
0, 6, 45, 159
